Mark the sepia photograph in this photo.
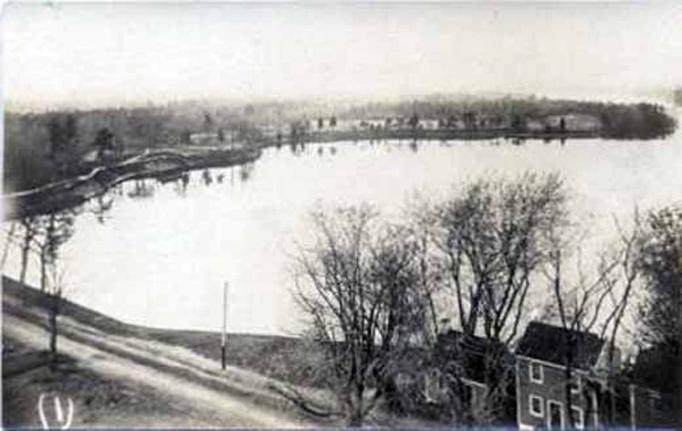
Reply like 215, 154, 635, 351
1, 2, 681, 429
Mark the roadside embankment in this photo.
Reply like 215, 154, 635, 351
2, 276, 331, 428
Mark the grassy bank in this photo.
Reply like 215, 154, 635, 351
2, 276, 328, 428
2, 276, 308, 385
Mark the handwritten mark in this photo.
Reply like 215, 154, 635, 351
38, 392, 74, 430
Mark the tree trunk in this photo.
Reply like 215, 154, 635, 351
564, 337, 575, 428
607, 351, 616, 426
346, 395, 363, 428
49, 297, 58, 356
40, 249, 47, 292
1, 222, 16, 271
20, 232, 31, 284
346, 407, 363, 427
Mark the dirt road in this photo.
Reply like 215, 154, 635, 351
3, 292, 316, 428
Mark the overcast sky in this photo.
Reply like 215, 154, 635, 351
3, 2, 682, 109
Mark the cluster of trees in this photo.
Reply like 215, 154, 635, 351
6, 96, 675, 193
599, 103, 677, 139
344, 97, 675, 139
4, 105, 265, 193
291, 173, 680, 426
317, 116, 338, 130
286, 116, 338, 142
2, 208, 77, 359
633, 207, 682, 416
4, 108, 167, 192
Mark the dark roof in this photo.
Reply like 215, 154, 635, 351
516, 321, 605, 370
434, 330, 514, 384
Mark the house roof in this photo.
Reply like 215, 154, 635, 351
516, 321, 605, 370
388, 330, 515, 386
434, 330, 514, 384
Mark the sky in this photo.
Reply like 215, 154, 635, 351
2, 2, 682, 109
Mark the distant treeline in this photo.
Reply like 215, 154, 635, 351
3, 96, 677, 193
341, 97, 677, 139
3, 105, 263, 193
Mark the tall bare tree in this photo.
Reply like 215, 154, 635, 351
293, 205, 428, 426
426, 172, 568, 420
543, 215, 641, 427
34, 212, 75, 292
18, 216, 40, 283
44, 262, 69, 362
0, 222, 17, 271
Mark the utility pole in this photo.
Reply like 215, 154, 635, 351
221, 282, 228, 370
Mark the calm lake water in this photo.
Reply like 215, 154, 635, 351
5, 109, 682, 335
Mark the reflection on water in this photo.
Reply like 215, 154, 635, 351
202, 169, 213, 186
239, 163, 254, 182
128, 179, 156, 199
3, 124, 682, 335
409, 140, 419, 153
91, 194, 115, 225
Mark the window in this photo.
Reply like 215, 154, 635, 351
424, 369, 441, 402
530, 394, 544, 417
529, 361, 544, 383
571, 406, 584, 429
569, 376, 581, 394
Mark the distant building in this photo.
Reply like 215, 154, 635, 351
515, 321, 620, 430
421, 119, 440, 130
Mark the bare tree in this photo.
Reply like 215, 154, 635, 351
293, 205, 428, 426
2, 216, 43, 284
426, 172, 568, 420
34, 212, 75, 292
4, 211, 75, 364
44, 262, 69, 362
543, 215, 641, 427
18, 216, 40, 283
0, 222, 17, 271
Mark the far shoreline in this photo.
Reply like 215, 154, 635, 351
3, 119, 677, 221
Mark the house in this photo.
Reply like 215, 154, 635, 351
515, 321, 619, 430
387, 330, 515, 423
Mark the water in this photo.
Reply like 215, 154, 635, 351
4, 113, 682, 335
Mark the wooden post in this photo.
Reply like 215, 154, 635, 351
221, 282, 228, 370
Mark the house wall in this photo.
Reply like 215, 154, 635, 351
390, 368, 490, 421
517, 356, 596, 429
463, 379, 488, 419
